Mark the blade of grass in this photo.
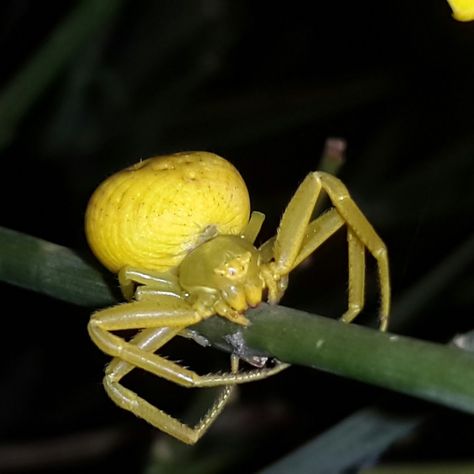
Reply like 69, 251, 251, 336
1, 226, 474, 416
259, 407, 424, 474
0, 226, 116, 307
0, 0, 124, 150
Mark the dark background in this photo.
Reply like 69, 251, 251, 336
0, 1, 473, 472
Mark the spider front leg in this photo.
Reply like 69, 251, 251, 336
88, 297, 288, 443
103, 325, 240, 444
88, 302, 288, 387
261, 173, 345, 303
264, 171, 390, 330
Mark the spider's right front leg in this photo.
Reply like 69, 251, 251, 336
90, 298, 239, 444
88, 299, 287, 443
104, 325, 242, 444
88, 300, 287, 387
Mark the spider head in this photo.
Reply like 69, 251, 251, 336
179, 235, 264, 313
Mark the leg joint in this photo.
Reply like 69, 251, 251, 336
374, 245, 388, 259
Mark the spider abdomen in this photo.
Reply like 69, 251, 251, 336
85, 152, 250, 273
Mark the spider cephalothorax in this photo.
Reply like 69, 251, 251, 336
179, 235, 265, 319
86, 151, 390, 444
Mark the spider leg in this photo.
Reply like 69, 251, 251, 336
340, 228, 366, 324
260, 209, 344, 266
96, 322, 207, 443
259, 236, 275, 263
105, 351, 241, 444
106, 326, 179, 381
262, 171, 389, 329
273, 173, 322, 274
261, 173, 330, 303
88, 299, 289, 387
242, 211, 265, 243
105, 327, 239, 444
119, 267, 181, 300
315, 172, 390, 330
106, 328, 241, 384
90, 302, 287, 443
288, 210, 367, 324
291, 208, 345, 269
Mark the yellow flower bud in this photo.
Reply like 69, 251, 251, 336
447, 0, 474, 21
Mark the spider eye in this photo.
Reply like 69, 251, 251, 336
214, 251, 253, 281
215, 265, 239, 278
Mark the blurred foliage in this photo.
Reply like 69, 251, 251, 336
0, 1, 473, 473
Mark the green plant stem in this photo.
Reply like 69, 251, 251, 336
197, 305, 474, 414
0, 226, 116, 307
0, 0, 124, 150
1, 226, 474, 415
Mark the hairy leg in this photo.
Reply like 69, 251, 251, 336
316, 172, 390, 330
103, 354, 241, 444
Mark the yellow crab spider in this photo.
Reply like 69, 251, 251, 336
86, 151, 390, 444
